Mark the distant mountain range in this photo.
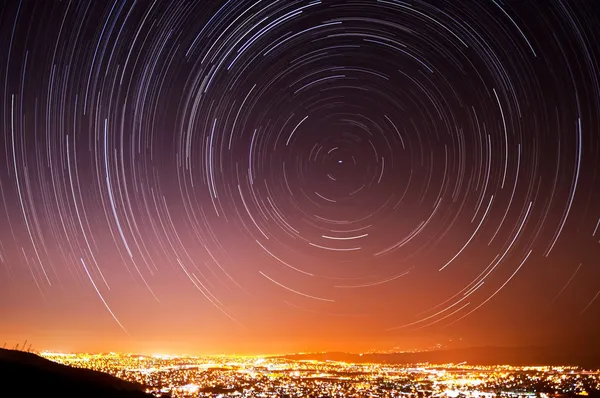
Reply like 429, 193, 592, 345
0, 348, 162, 398
280, 345, 600, 368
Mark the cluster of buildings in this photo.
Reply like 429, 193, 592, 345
41, 352, 599, 397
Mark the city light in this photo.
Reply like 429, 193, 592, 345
40, 352, 600, 398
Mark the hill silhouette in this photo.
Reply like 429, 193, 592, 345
0, 348, 162, 398
281, 345, 600, 368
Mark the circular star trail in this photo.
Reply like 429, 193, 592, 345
0, 0, 599, 349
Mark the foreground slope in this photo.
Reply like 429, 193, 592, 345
0, 348, 158, 398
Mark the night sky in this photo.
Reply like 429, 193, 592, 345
1, 0, 599, 355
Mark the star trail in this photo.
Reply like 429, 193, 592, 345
0, 0, 599, 354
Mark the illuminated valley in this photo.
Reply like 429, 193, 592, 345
42, 352, 600, 398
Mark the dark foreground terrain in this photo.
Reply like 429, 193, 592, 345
0, 348, 165, 398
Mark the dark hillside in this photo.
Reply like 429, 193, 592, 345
0, 348, 163, 398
